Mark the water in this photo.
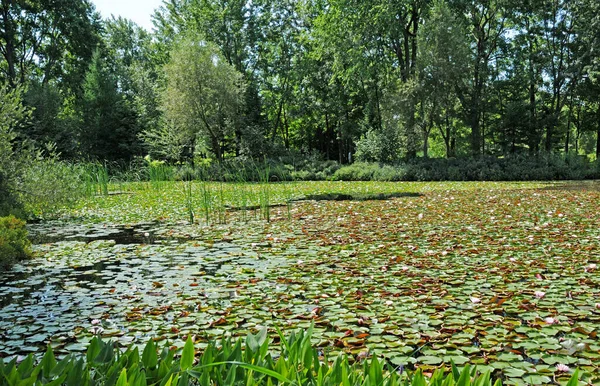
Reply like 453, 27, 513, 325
0, 222, 287, 358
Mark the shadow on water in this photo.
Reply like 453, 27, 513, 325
540, 180, 600, 191
0, 261, 127, 308
27, 222, 162, 245
297, 192, 422, 201
225, 192, 423, 210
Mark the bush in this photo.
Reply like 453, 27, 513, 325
0, 215, 31, 270
96, 153, 600, 184
332, 155, 600, 182
19, 155, 86, 216
0, 83, 84, 218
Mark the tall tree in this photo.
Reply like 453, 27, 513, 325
0, 0, 100, 87
160, 35, 245, 161
79, 50, 141, 161
450, 0, 507, 156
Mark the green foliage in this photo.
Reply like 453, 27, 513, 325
79, 50, 143, 162
333, 155, 600, 181
157, 34, 245, 161
0, 215, 31, 270
0, 83, 83, 218
0, 83, 31, 216
355, 127, 402, 164
3, 0, 600, 165
83, 163, 110, 196
333, 163, 407, 181
1, 327, 582, 385
18, 153, 86, 217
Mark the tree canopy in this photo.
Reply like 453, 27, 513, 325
1, 0, 600, 163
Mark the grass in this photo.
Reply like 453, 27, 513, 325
65, 181, 549, 224
83, 163, 109, 196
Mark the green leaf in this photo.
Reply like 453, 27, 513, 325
95, 340, 115, 364
566, 369, 579, 386
44, 374, 68, 386
418, 356, 443, 365
180, 336, 195, 371
189, 361, 294, 384
86, 337, 101, 364
411, 369, 427, 386
41, 345, 57, 379
142, 339, 158, 369
116, 368, 128, 386
456, 364, 471, 386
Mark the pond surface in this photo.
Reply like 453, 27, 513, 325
1, 186, 600, 385
1, 221, 303, 357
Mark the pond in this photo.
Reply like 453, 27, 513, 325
1, 221, 303, 357
1, 181, 599, 385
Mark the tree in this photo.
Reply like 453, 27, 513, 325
316, 0, 430, 159
160, 35, 245, 161
450, 0, 508, 156
153, 0, 266, 155
0, 82, 29, 215
79, 50, 141, 161
416, 0, 468, 157
104, 17, 162, 152
0, 0, 100, 87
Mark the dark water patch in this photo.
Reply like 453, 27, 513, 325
297, 192, 422, 201
540, 180, 600, 191
28, 222, 162, 245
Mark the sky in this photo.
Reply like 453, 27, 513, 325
91, 0, 164, 31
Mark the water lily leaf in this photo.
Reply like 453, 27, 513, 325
418, 356, 443, 365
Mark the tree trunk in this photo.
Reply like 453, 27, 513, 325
565, 97, 572, 154
283, 108, 290, 149
211, 135, 222, 161
0, 1, 17, 86
470, 110, 481, 156
596, 104, 600, 160
406, 103, 417, 159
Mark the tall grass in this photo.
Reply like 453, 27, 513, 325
198, 169, 213, 225
233, 169, 251, 222
184, 180, 194, 224
83, 163, 109, 196
149, 163, 174, 190
217, 181, 227, 224
258, 163, 271, 222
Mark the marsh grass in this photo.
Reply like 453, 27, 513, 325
258, 163, 271, 222
197, 169, 213, 225
183, 180, 194, 224
83, 163, 109, 196
149, 163, 174, 190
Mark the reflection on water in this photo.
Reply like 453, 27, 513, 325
0, 222, 277, 358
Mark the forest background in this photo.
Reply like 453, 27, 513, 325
2, 0, 600, 216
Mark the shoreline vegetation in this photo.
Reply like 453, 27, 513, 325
0, 326, 582, 386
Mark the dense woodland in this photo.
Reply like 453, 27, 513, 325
1, 0, 600, 165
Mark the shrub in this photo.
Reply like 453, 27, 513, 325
19, 155, 86, 216
333, 163, 379, 181
0, 215, 31, 270
332, 155, 600, 182
0, 83, 84, 218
